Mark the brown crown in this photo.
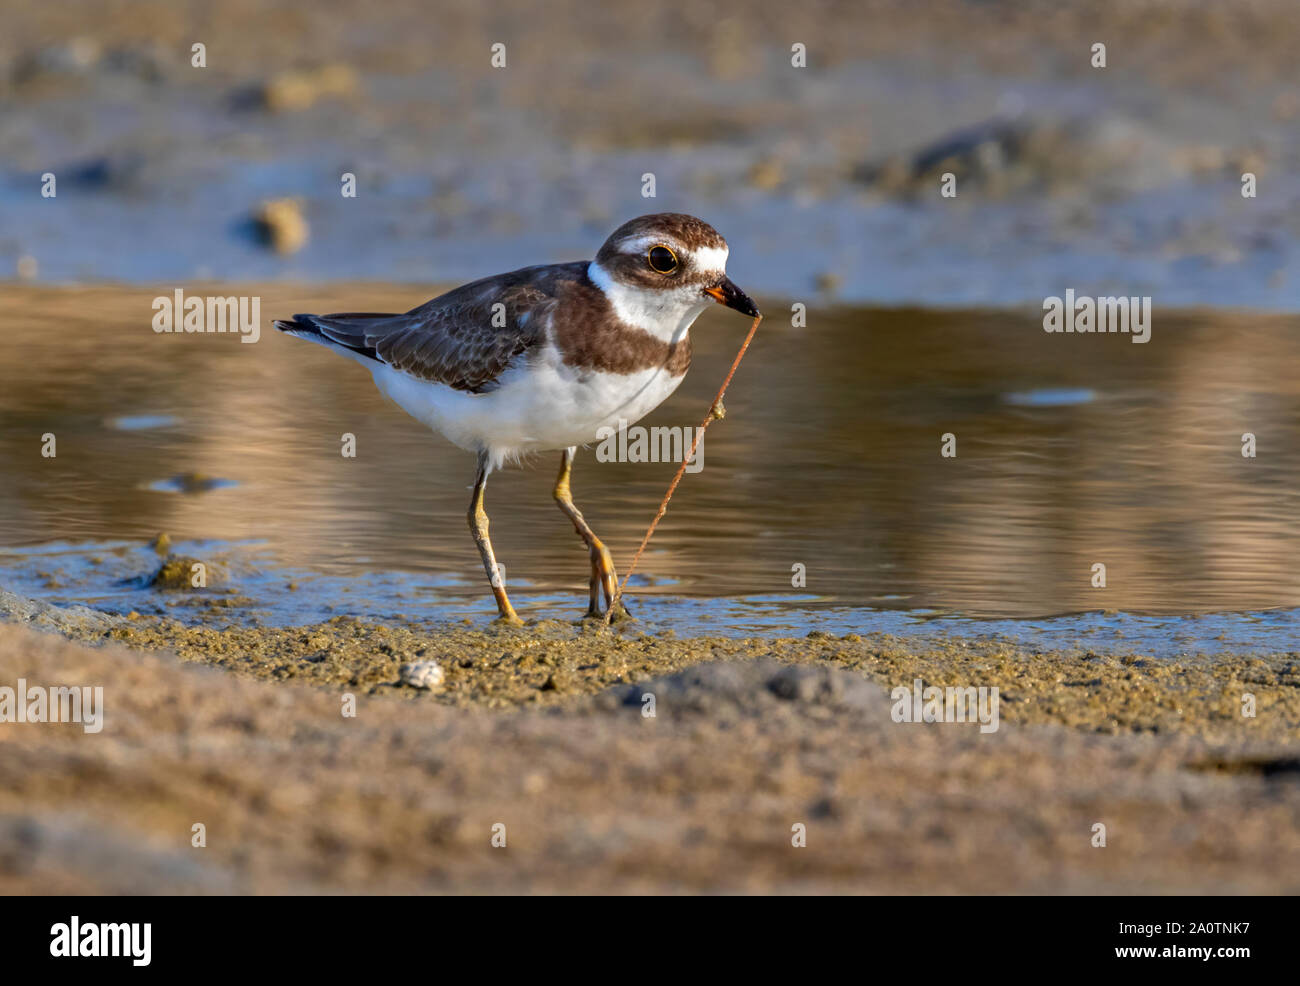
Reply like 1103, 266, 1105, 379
597, 213, 728, 259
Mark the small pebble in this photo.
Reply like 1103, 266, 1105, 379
252, 198, 309, 254
400, 660, 445, 691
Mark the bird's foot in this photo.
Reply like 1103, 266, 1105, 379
576, 599, 634, 624
604, 599, 636, 624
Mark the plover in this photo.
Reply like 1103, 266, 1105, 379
275, 213, 759, 624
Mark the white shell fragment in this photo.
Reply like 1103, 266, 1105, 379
399, 660, 445, 691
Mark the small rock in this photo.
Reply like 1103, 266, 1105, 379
400, 660, 445, 691
256, 63, 359, 113
252, 198, 309, 254
523, 772, 547, 795
149, 556, 211, 591
12, 38, 101, 83
747, 157, 784, 191
814, 271, 841, 296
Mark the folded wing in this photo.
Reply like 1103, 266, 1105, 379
275, 263, 581, 393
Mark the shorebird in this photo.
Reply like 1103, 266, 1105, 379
275, 213, 759, 624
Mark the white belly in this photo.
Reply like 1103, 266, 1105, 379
370, 345, 687, 469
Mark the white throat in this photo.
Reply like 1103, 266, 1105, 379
588, 261, 712, 344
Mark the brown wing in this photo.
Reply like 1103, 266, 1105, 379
277, 262, 585, 393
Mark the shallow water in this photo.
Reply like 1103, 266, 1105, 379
3, 285, 1300, 649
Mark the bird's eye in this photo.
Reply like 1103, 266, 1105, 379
647, 245, 678, 274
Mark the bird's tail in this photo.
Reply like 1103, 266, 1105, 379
275, 312, 402, 362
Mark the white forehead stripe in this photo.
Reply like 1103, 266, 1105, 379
615, 236, 729, 274
691, 245, 729, 273
616, 234, 667, 255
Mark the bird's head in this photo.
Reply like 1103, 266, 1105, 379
589, 213, 759, 341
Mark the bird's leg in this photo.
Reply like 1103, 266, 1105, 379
553, 447, 631, 621
467, 452, 522, 626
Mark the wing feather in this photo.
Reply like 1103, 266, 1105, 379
277, 263, 585, 393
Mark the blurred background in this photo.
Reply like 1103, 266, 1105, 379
3, 0, 1299, 305
2, 0, 1300, 636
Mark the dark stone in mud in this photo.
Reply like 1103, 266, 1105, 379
856, 115, 1227, 200
230, 64, 360, 114
1188, 756, 1300, 779
58, 155, 148, 192
607, 659, 883, 717
11, 39, 172, 87
765, 664, 879, 709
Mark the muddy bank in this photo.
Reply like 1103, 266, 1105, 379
3, 615, 1300, 894
5, 580, 1300, 893
92, 613, 1300, 743
2, 585, 1296, 740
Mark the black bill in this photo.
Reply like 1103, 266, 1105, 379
703, 277, 761, 318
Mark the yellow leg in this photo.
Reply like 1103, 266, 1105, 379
468, 454, 522, 626
553, 447, 630, 620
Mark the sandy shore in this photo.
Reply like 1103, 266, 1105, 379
3, 590, 1299, 893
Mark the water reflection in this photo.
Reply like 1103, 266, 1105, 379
3, 285, 1299, 622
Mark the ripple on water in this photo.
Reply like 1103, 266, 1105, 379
146, 474, 240, 494
105, 414, 179, 431
1001, 387, 1097, 407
